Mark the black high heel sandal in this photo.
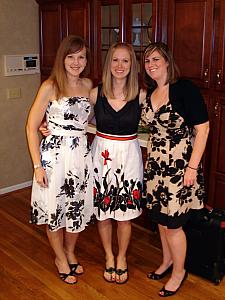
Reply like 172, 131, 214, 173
158, 271, 188, 297
147, 265, 173, 280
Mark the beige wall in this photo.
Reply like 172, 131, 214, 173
0, 0, 40, 192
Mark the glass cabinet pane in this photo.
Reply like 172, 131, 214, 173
131, 1, 152, 73
101, 4, 119, 49
132, 2, 152, 47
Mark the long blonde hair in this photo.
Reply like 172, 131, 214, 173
49, 35, 89, 98
102, 42, 139, 102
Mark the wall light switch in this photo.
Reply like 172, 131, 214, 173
7, 87, 21, 99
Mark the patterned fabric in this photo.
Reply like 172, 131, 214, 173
92, 133, 143, 221
92, 89, 143, 221
30, 97, 94, 232
141, 94, 205, 229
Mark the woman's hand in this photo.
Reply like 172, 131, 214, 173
183, 167, 197, 187
35, 168, 48, 188
39, 121, 51, 137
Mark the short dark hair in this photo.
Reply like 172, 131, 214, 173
143, 42, 180, 88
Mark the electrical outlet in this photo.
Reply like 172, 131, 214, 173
7, 88, 21, 99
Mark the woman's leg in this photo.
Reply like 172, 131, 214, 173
153, 224, 173, 274
64, 232, 83, 274
116, 220, 131, 283
97, 219, 115, 281
159, 227, 187, 294
46, 226, 77, 283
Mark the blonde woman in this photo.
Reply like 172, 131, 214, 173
90, 42, 146, 284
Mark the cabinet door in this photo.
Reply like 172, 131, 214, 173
62, 1, 90, 41
129, 1, 154, 74
208, 97, 225, 209
215, 0, 225, 90
39, 3, 62, 77
201, 94, 212, 195
167, 0, 214, 88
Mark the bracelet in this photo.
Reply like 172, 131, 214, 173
34, 164, 42, 169
187, 165, 198, 170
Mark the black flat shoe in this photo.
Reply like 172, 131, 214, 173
159, 271, 188, 297
115, 268, 128, 284
147, 265, 173, 280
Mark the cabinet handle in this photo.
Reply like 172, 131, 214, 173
216, 69, 222, 85
204, 68, 209, 83
214, 101, 219, 117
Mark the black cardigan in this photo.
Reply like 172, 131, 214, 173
148, 79, 209, 127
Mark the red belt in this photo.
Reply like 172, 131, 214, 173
96, 131, 137, 141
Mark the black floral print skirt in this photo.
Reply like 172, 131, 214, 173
91, 132, 143, 221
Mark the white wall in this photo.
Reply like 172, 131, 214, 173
0, 0, 40, 193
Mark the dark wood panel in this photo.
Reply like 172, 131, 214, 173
216, 98, 225, 173
208, 96, 225, 208
62, 1, 90, 41
215, 0, 225, 90
167, 0, 214, 88
39, 3, 62, 72
212, 173, 225, 209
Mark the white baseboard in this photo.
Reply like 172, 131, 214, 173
0, 181, 32, 195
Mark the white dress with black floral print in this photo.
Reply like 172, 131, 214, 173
30, 97, 94, 232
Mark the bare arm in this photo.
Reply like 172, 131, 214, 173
139, 88, 147, 104
184, 121, 210, 186
88, 86, 98, 124
26, 80, 53, 187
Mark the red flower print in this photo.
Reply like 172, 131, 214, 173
93, 187, 97, 197
127, 199, 133, 205
133, 189, 140, 200
101, 149, 112, 165
104, 196, 110, 205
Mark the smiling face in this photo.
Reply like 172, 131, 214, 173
144, 50, 169, 84
64, 47, 87, 77
110, 47, 131, 79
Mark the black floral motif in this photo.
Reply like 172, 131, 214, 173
153, 182, 173, 207
64, 112, 78, 120
41, 135, 63, 152
71, 137, 80, 149
49, 204, 64, 230
94, 164, 143, 216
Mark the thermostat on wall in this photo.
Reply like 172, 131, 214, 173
3, 54, 40, 76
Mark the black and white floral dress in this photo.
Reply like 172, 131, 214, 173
92, 85, 143, 221
141, 80, 209, 228
30, 97, 94, 232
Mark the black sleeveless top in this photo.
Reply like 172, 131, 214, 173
94, 84, 141, 135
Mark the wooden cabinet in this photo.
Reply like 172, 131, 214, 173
208, 97, 225, 208
36, 0, 90, 79
166, 0, 214, 89
214, 0, 225, 90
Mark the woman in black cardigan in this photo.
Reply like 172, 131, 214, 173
141, 42, 209, 297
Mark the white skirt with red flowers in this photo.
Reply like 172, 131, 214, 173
91, 131, 143, 221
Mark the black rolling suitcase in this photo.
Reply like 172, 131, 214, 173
184, 207, 225, 285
